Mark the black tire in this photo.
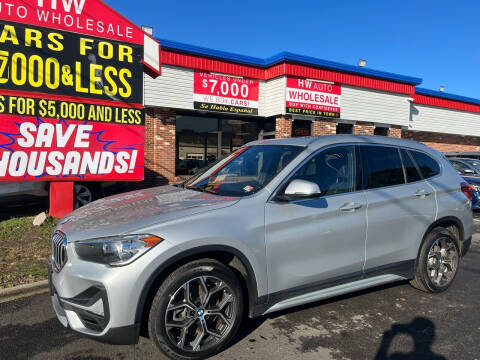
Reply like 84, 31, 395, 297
410, 227, 460, 293
148, 259, 244, 360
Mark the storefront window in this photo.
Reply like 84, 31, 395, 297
337, 123, 353, 134
176, 115, 274, 176
221, 119, 258, 153
292, 120, 312, 137
374, 127, 389, 136
176, 116, 217, 175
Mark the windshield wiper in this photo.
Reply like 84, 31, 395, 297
184, 185, 218, 195
202, 188, 218, 195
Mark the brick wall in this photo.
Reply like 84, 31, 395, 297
275, 117, 292, 138
402, 130, 480, 152
313, 119, 337, 136
144, 108, 177, 186
389, 126, 402, 138
354, 122, 375, 135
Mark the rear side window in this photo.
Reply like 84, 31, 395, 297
400, 149, 422, 183
361, 146, 405, 189
410, 151, 440, 179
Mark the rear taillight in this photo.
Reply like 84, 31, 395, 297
461, 182, 472, 200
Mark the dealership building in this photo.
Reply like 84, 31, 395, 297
141, 37, 480, 186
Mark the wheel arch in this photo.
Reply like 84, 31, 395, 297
414, 216, 465, 271
425, 216, 465, 243
135, 245, 263, 337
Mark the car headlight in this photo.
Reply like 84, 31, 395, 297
73, 234, 163, 266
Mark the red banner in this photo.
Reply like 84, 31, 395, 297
286, 77, 341, 118
0, 114, 144, 181
193, 71, 259, 115
0, 0, 144, 44
0, 0, 158, 182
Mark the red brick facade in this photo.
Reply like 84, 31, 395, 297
389, 127, 402, 138
313, 119, 337, 136
144, 108, 177, 186
275, 117, 292, 138
354, 122, 375, 135
402, 130, 480, 152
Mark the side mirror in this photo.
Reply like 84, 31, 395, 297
276, 179, 322, 201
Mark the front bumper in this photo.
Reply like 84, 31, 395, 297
48, 263, 141, 345
49, 238, 178, 345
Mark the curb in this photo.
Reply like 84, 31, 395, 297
0, 280, 49, 304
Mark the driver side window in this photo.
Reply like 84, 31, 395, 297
292, 146, 355, 196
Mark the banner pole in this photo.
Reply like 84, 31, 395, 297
49, 182, 74, 218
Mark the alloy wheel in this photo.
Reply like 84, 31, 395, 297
74, 184, 93, 209
426, 237, 458, 287
164, 275, 237, 352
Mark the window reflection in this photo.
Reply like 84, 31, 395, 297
176, 116, 217, 175
175, 115, 274, 176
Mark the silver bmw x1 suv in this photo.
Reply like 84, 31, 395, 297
49, 135, 473, 359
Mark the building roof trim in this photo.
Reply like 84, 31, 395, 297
416, 88, 480, 106
158, 38, 422, 86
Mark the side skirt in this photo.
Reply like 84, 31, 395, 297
257, 259, 415, 316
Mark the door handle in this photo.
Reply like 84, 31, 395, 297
339, 202, 362, 212
415, 189, 432, 198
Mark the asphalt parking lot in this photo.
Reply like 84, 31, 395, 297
1, 216, 479, 360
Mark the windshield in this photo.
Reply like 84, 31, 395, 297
184, 145, 304, 197
464, 159, 480, 173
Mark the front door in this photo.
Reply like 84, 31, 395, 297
265, 145, 367, 299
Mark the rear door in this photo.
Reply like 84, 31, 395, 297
361, 145, 436, 274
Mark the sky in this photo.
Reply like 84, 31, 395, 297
105, 0, 480, 99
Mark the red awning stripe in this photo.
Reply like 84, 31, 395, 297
161, 50, 416, 95
161, 51, 265, 79
281, 63, 415, 95
414, 94, 480, 114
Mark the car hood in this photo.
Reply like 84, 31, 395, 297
56, 185, 240, 242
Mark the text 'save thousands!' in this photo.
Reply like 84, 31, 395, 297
193, 71, 259, 115
0, 116, 144, 181
286, 78, 341, 118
